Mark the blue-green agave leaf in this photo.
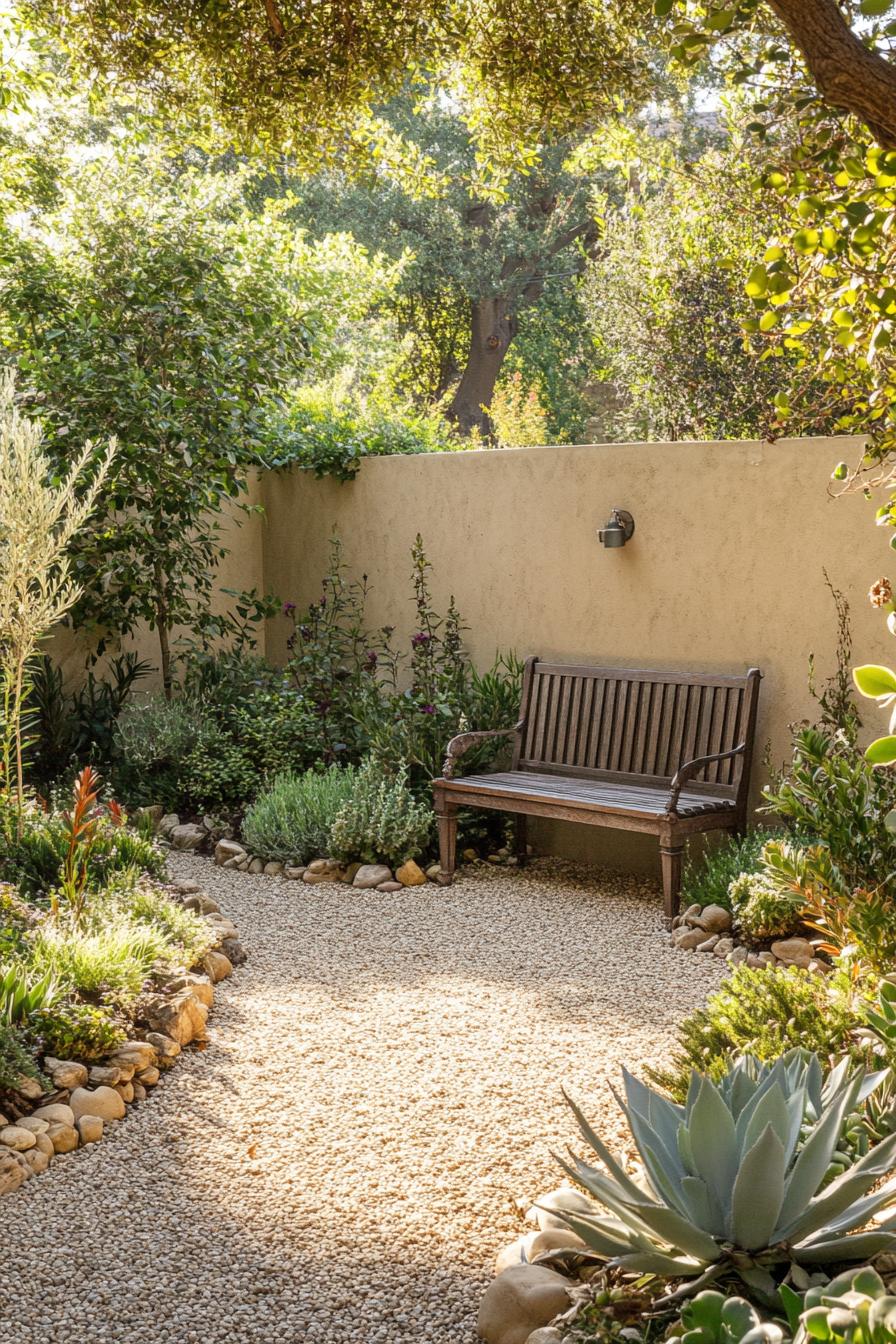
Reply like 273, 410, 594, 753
730, 1123, 787, 1250
795, 1230, 896, 1264
686, 1077, 739, 1210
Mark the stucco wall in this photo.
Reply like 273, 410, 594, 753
259, 436, 890, 872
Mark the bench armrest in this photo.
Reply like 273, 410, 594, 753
667, 742, 746, 815
442, 724, 522, 779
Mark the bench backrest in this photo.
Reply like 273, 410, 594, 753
513, 659, 761, 801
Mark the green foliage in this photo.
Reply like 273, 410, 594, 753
557, 1052, 896, 1304
793, 1267, 896, 1344
0, 147, 390, 687
0, 805, 163, 901
487, 371, 550, 448
669, 1291, 784, 1344
682, 830, 775, 914
265, 385, 460, 482
854, 664, 896, 770
763, 727, 896, 895
0, 962, 57, 1025
585, 142, 823, 443
119, 885, 212, 967
329, 760, 434, 866
27, 653, 151, 793
241, 767, 358, 865
113, 698, 207, 809
649, 966, 861, 1101
0, 1018, 45, 1091
28, 913, 170, 1006
729, 867, 805, 941
30, 999, 125, 1062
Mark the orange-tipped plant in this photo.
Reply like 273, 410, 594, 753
56, 765, 103, 923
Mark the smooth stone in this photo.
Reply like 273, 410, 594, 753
426, 864, 442, 881
169, 823, 206, 851
201, 950, 233, 983
263, 861, 284, 876
728, 946, 748, 965
131, 1082, 147, 1102
771, 937, 815, 968
220, 938, 247, 966
22, 1147, 50, 1175
183, 892, 221, 915
16, 1117, 49, 1135
713, 937, 734, 959
477, 1266, 572, 1344
32, 1132, 55, 1160
215, 838, 247, 866
32, 1104, 74, 1127
164, 972, 214, 1008
145, 1032, 181, 1062
528, 1187, 597, 1232
462, 847, 479, 862
45, 1058, 88, 1090
88, 1064, 121, 1087
46, 1123, 79, 1154
158, 813, 180, 838
69, 1086, 126, 1122
137, 1067, 160, 1086
696, 903, 732, 933
108, 1041, 158, 1071
396, 860, 426, 886
284, 866, 306, 880
76, 1115, 104, 1144
526, 1332, 565, 1344
495, 1229, 589, 1275
673, 926, 714, 950
353, 864, 393, 889
697, 934, 720, 952
116, 1082, 135, 1103
376, 881, 403, 892
14, 1074, 45, 1100
0, 1125, 36, 1151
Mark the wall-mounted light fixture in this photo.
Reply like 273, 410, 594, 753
598, 508, 635, 549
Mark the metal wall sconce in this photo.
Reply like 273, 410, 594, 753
598, 508, 635, 548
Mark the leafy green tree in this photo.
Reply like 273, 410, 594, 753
583, 136, 834, 441
0, 149, 392, 692
286, 94, 603, 437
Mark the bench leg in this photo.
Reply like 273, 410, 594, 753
514, 814, 528, 866
659, 841, 684, 928
436, 803, 458, 885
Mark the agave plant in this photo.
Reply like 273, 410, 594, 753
553, 1050, 896, 1304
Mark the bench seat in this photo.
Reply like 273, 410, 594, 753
442, 770, 737, 821
432, 657, 761, 924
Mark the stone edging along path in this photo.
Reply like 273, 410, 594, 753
0, 875, 246, 1197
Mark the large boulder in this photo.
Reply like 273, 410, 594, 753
477, 1266, 572, 1344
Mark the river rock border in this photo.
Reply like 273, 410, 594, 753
670, 902, 828, 973
0, 876, 245, 1198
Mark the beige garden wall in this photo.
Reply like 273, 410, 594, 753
258, 435, 892, 874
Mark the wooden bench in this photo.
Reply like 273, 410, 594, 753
432, 658, 761, 924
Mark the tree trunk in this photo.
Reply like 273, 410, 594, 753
766, 0, 896, 148
447, 296, 518, 438
153, 564, 173, 700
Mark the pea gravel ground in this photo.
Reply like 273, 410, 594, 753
0, 856, 725, 1344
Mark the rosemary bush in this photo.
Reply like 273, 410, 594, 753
241, 766, 358, 864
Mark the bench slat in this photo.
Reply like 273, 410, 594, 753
442, 770, 734, 820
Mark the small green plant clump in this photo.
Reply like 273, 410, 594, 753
728, 866, 805, 941
681, 830, 775, 913
648, 965, 861, 1101
241, 766, 358, 865
329, 760, 434, 867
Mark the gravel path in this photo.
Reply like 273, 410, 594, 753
0, 858, 724, 1344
